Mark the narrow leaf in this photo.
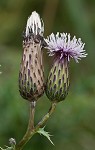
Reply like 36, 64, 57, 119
37, 127, 54, 145
0, 146, 13, 150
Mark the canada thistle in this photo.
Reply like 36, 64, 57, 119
45, 32, 87, 102
19, 11, 45, 102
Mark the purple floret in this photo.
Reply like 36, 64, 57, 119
45, 32, 87, 62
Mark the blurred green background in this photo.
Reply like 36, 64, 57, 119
0, 0, 95, 149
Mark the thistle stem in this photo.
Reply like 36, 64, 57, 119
15, 101, 36, 150
28, 102, 36, 130
15, 102, 57, 150
35, 102, 57, 129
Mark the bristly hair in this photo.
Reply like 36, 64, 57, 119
23, 11, 46, 47
26, 11, 44, 37
45, 32, 87, 63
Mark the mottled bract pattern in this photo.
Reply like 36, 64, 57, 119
19, 11, 45, 102
45, 32, 87, 102
46, 58, 69, 102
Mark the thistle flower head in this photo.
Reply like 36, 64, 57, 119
45, 32, 87, 62
45, 32, 87, 102
19, 11, 45, 102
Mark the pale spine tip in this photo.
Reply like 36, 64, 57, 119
25, 11, 44, 37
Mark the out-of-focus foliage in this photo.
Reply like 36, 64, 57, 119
0, 0, 95, 150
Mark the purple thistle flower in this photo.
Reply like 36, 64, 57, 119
45, 32, 87, 63
45, 32, 87, 102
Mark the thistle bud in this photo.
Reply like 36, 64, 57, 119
19, 11, 45, 102
46, 58, 69, 102
45, 32, 87, 102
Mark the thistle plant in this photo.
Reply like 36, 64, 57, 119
0, 11, 87, 150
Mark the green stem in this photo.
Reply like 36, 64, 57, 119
35, 102, 57, 129
15, 102, 57, 150
15, 101, 36, 150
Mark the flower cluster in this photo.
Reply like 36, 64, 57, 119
19, 11, 87, 103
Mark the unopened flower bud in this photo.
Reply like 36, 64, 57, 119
46, 58, 69, 102
19, 11, 45, 102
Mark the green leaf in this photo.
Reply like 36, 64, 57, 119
0, 138, 16, 150
0, 146, 13, 150
37, 126, 54, 145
